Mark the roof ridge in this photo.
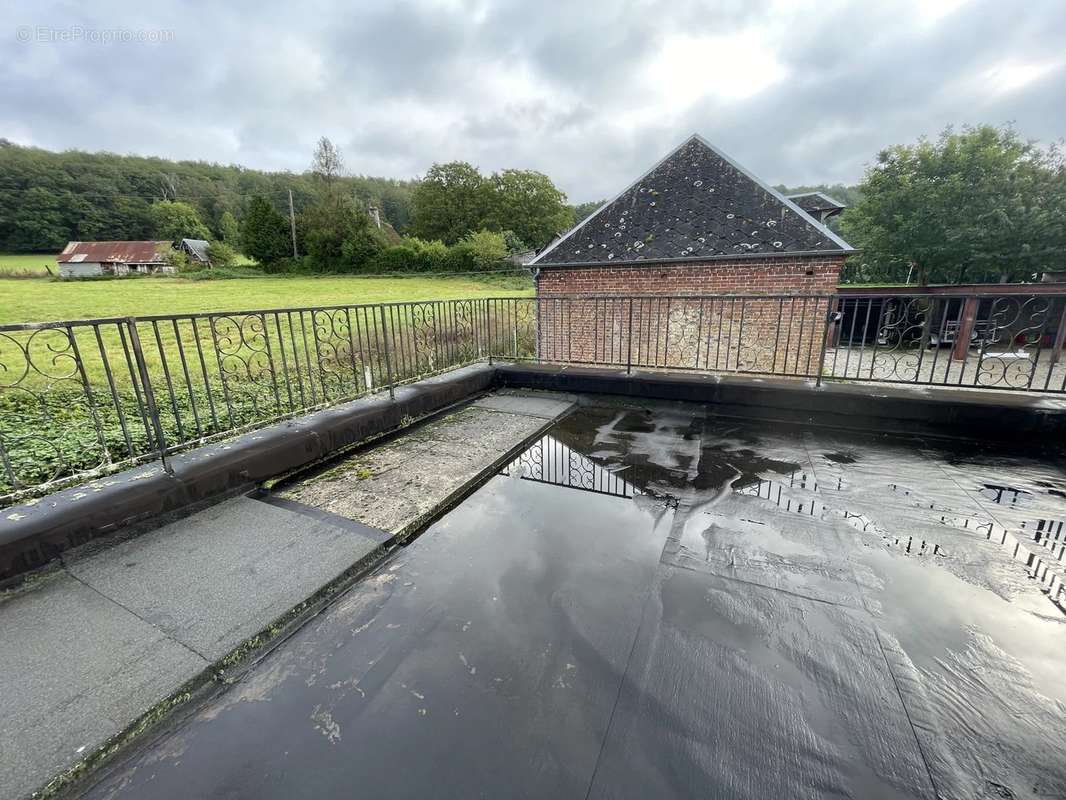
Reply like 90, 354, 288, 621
534, 134, 853, 268
531, 134, 701, 266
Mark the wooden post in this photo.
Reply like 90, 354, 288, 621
952, 296, 979, 361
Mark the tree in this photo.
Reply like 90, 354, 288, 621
240, 196, 291, 265
149, 201, 211, 242
840, 125, 1066, 284
300, 193, 390, 272
410, 162, 492, 244
219, 211, 240, 246
311, 136, 344, 192
488, 169, 572, 250
571, 200, 605, 227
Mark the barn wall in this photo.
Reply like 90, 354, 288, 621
58, 262, 104, 278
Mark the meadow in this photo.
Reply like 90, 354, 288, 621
0, 269, 535, 498
1, 270, 533, 324
0, 253, 58, 276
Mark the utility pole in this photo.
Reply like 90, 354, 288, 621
288, 189, 298, 258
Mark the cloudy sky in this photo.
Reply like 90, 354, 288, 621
4, 0, 1064, 202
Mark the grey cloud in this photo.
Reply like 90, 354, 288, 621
2, 0, 1064, 202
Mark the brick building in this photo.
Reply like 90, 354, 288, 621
530, 135, 854, 373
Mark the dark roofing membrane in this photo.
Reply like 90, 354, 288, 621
533, 134, 853, 268
786, 191, 848, 214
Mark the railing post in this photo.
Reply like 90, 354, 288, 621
487, 299, 494, 366
1050, 302, 1066, 366
627, 298, 634, 374
377, 304, 395, 400
534, 296, 542, 363
815, 296, 837, 387
953, 296, 979, 361
512, 298, 519, 359
126, 318, 171, 473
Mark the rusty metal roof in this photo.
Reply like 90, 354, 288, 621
58, 241, 172, 264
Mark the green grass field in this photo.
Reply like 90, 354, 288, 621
0, 253, 59, 275
1, 270, 535, 496
1, 272, 533, 324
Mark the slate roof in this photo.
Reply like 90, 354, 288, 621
58, 241, 171, 264
180, 238, 211, 263
533, 135, 852, 267
786, 191, 847, 216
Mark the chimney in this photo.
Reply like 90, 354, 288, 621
368, 206, 381, 228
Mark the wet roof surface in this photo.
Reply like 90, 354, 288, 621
82, 402, 1066, 800
534, 136, 849, 266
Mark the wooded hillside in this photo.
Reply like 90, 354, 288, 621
0, 140, 416, 252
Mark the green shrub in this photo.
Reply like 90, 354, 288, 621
445, 229, 508, 272
206, 241, 238, 268
374, 237, 448, 273
261, 255, 313, 274
165, 249, 193, 272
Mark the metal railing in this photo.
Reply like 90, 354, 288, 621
3, 290, 1064, 503
531, 292, 1066, 392
0, 298, 534, 503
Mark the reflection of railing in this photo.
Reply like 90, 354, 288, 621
739, 472, 1066, 609
501, 435, 638, 499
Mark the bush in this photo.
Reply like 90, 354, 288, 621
261, 255, 313, 274
165, 249, 193, 272
374, 237, 448, 273
338, 226, 389, 273
444, 229, 508, 272
206, 240, 238, 268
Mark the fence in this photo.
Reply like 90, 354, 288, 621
0, 298, 534, 503
534, 291, 1066, 391
3, 290, 1065, 502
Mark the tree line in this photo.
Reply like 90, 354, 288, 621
0, 138, 415, 254
2, 124, 1063, 284
234, 138, 581, 274
0, 136, 585, 275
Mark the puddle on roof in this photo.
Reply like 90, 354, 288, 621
81, 402, 1066, 800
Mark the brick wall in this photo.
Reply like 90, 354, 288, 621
536, 255, 843, 296
534, 255, 845, 375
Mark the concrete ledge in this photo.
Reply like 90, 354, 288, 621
4, 359, 1064, 583
495, 363, 1066, 442
0, 363, 495, 583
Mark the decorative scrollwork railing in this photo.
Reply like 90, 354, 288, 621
3, 289, 1064, 504
0, 298, 536, 503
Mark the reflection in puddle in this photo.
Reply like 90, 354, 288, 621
81, 403, 1066, 800
502, 426, 1066, 613
980, 483, 1033, 507
502, 435, 640, 500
